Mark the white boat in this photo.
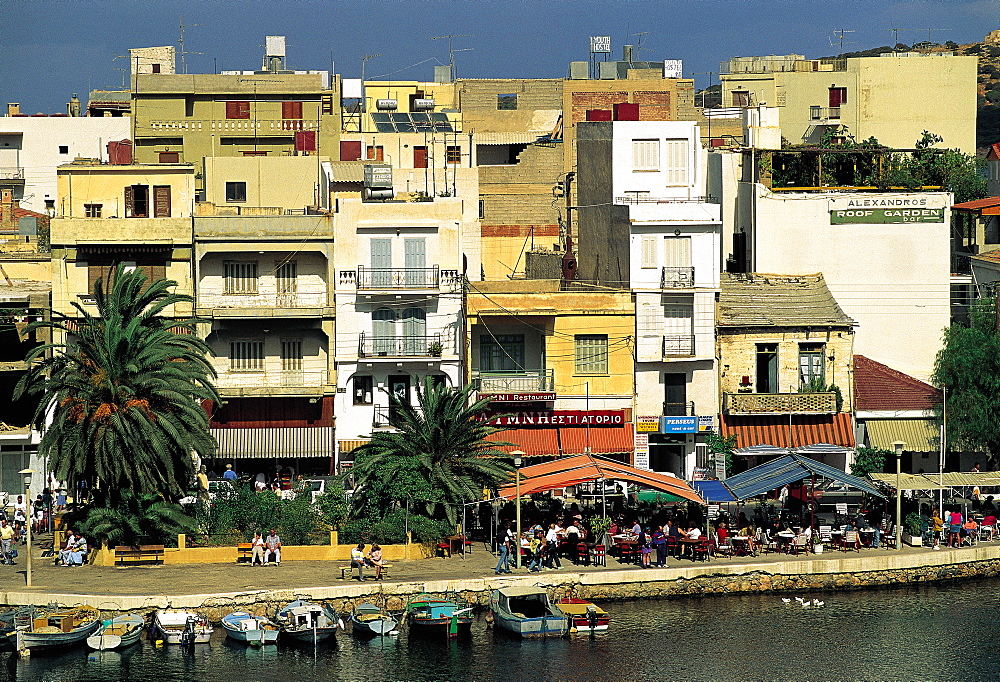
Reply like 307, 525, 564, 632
349, 603, 397, 637
14, 606, 103, 651
276, 600, 341, 644
489, 587, 570, 638
86, 614, 145, 650
221, 611, 279, 646
152, 610, 213, 646
556, 598, 610, 632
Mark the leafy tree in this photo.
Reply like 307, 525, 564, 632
932, 297, 1000, 464
346, 378, 512, 527
851, 447, 890, 477
70, 489, 197, 547
15, 264, 218, 501
705, 431, 738, 477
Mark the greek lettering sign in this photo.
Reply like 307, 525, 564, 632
590, 36, 612, 53
828, 195, 946, 224
636, 415, 660, 433
660, 416, 698, 433
483, 410, 626, 427
663, 60, 683, 78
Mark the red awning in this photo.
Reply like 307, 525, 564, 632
496, 453, 704, 503
952, 195, 1000, 215
486, 425, 633, 458
719, 413, 855, 449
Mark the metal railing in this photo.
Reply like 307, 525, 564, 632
662, 401, 695, 416
147, 119, 320, 133
809, 106, 841, 121
472, 369, 555, 393
661, 267, 695, 288
615, 195, 714, 204
723, 391, 837, 415
199, 292, 328, 309
356, 266, 440, 290
662, 334, 696, 357
0, 167, 25, 181
358, 333, 442, 358
214, 370, 328, 389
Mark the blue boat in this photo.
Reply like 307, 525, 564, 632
405, 594, 472, 638
489, 587, 570, 638
222, 611, 279, 646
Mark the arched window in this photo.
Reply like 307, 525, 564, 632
402, 307, 426, 355
372, 308, 396, 355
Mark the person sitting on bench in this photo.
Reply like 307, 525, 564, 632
251, 531, 266, 566
368, 544, 385, 580
351, 543, 366, 580
264, 529, 281, 566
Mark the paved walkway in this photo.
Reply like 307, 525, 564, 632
0, 536, 970, 598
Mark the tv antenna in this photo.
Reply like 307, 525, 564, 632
831, 29, 856, 56
178, 15, 203, 74
630, 31, 651, 59
887, 28, 913, 48
917, 27, 952, 43
431, 34, 474, 80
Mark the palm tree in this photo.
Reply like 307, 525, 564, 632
15, 264, 218, 501
72, 489, 197, 547
348, 378, 512, 525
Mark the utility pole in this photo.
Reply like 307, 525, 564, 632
431, 35, 474, 81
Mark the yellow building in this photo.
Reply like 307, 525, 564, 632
719, 52, 977, 153
466, 280, 635, 461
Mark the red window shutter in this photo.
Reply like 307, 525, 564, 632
340, 140, 362, 161
282, 101, 303, 119
828, 88, 843, 108
295, 131, 316, 152
227, 101, 250, 119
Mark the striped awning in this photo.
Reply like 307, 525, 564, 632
211, 426, 334, 459
720, 413, 855, 449
864, 418, 938, 452
486, 425, 633, 458
871, 472, 1000, 489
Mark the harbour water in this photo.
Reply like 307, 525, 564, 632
5, 578, 1000, 681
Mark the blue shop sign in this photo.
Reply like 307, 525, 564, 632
660, 416, 698, 433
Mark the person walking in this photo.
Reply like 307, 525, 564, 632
545, 523, 562, 569
0, 519, 14, 565
494, 532, 512, 575
527, 531, 544, 572
652, 525, 668, 566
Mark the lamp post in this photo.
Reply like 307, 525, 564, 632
512, 451, 524, 569
19, 468, 34, 587
893, 441, 904, 552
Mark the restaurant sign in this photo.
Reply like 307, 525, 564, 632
660, 416, 699, 433
828, 195, 946, 225
487, 393, 556, 403
484, 410, 626, 427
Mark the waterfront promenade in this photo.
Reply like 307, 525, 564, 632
4, 539, 999, 612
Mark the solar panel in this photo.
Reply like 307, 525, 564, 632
410, 113, 430, 122
371, 113, 391, 124
429, 113, 449, 123
374, 121, 396, 132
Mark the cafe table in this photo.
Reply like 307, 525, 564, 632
775, 531, 795, 553
732, 536, 752, 556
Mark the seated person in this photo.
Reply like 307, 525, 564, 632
351, 543, 366, 580
64, 532, 88, 566
367, 544, 385, 579
963, 518, 978, 545
264, 529, 282, 565
56, 529, 78, 565
251, 531, 266, 566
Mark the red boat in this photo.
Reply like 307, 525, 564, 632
556, 598, 610, 632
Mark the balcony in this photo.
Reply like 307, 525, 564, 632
198, 291, 329, 317
809, 107, 841, 122
662, 335, 696, 357
147, 119, 320, 133
472, 370, 555, 394
358, 333, 442, 359
213, 369, 329, 397
661, 267, 695, 288
723, 391, 838, 415
0, 167, 24, 184
345, 266, 461, 291
663, 401, 695, 416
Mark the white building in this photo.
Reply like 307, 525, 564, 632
0, 114, 130, 214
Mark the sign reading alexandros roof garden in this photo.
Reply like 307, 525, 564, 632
828, 195, 947, 224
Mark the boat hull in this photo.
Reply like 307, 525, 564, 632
489, 588, 571, 639
87, 615, 145, 650
222, 625, 280, 645
152, 611, 213, 645
17, 619, 102, 650
281, 626, 338, 644
222, 612, 279, 646
407, 616, 473, 637
557, 599, 610, 632
493, 614, 571, 638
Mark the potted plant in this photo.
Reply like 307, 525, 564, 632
902, 512, 924, 546
812, 533, 824, 554
427, 341, 444, 357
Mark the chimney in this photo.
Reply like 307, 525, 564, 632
6, 103, 19, 117
1, 189, 16, 230
68, 94, 82, 117
623, 45, 635, 63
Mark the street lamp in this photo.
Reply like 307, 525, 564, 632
19, 468, 34, 587
893, 441, 905, 552
511, 451, 525, 569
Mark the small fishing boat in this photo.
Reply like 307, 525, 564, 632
221, 611, 279, 646
13, 605, 103, 651
489, 587, 570, 638
152, 610, 213, 646
556, 598, 610, 632
86, 614, 145, 650
275, 600, 341, 644
349, 603, 397, 637
405, 594, 473, 638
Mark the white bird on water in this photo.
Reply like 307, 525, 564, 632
794, 597, 805, 604
812, 600, 825, 607
781, 598, 791, 604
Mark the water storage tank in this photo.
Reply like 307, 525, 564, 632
411, 99, 435, 111
376, 99, 398, 111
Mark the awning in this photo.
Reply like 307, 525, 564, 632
496, 453, 704, 504
871, 471, 1000, 489
864, 418, 938, 452
733, 444, 791, 457
720, 413, 855, 448
692, 480, 737, 503
486, 425, 633, 458
952, 195, 1000, 215
211, 426, 334, 459
868, 473, 952, 491
485, 428, 561, 457
724, 453, 885, 501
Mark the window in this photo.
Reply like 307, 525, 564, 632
401, 307, 427, 355
756, 343, 778, 394
158, 151, 179, 163
276, 261, 297, 296
230, 340, 264, 371
281, 339, 303, 371
575, 334, 608, 374
446, 146, 461, 165
663, 373, 688, 415
663, 139, 688, 185
366, 145, 384, 162
478, 199, 485, 220
480, 334, 524, 372
497, 93, 518, 110
226, 101, 251, 119
124, 185, 149, 218
353, 375, 373, 405
632, 139, 659, 171
153, 185, 171, 217
84, 204, 102, 218
828, 87, 847, 108
810, 105, 821, 120
225, 181, 247, 203
731, 91, 750, 107
799, 343, 826, 389
370, 238, 392, 287
151, 63, 161, 74
282, 101, 303, 119
640, 235, 657, 268
224, 260, 258, 294
372, 307, 396, 354
241, 150, 268, 157
58, 145, 69, 154
404, 238, 426, 287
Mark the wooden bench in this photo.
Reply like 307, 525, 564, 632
236, 543, 253, 564
114, 544, 165, 566
338, 563, 392, 580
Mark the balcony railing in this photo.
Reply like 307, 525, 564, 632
214, 370, 329, 390
615, 195, 714, 204
358, 333, 442, 358
663, 401, 695, 416
472, 369, 555, 393
662, 335, 696, 357
356, 266, 440, 290
147, 119, 320, 133
200, 292, 328, 309
809, 107, 841, 121
661, 267, 695, 288
723, 391, 837, 415
0, 167, 25, 181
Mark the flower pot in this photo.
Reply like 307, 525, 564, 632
813, 544, 824, 554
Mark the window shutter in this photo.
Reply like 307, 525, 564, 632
124, 186, 135, 218
294, 131, 316, 152
664, 236, 691, 268
640, 236, 657, 268
282, 101, 303, 119
632, 140, 659, 171
153, 185, 171, 217
226, 101, 250, 119
663, 139, 688, 185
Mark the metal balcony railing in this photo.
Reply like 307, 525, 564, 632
661, 267, 695, 288
662, 401, 695, 416
358, 333, 442, 358
809, 106, 841, 121
662, 334, 696, 357
147, 119, 320, 133
214, 370, 328, 389
723, 392, 837, 415
0, 167, 25, 181
472, 369, 555, 393
356, 266, 440, 290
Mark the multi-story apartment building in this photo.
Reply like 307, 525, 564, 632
719, 52, 977, 153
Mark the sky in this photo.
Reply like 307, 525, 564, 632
2, 0, 998, 114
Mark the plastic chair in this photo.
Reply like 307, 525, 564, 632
715, 534, 733, 557
576, 542, 590, 566
789, 534, 810, 556
590, 544, 606, 567
435, 541, 451, 558
693, 539, 711, 562
617, 543, 637, 564
842, 530, 860, 552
